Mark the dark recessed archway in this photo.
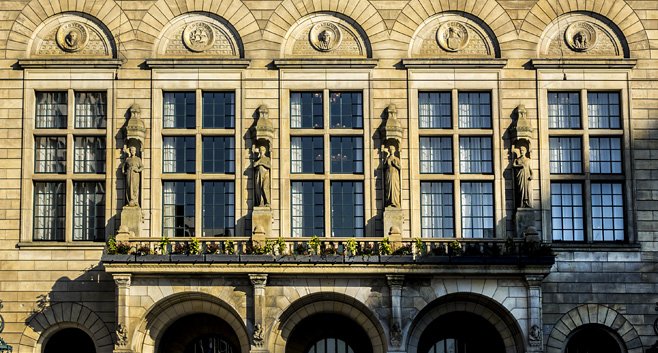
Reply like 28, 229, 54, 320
44, 327, 96, 353
158, 313, 241, 353
565, 324, 624, 353
418, 311, 505, 353
286, 313, 372, 353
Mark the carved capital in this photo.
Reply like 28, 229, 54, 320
249, 274, 268, 289
114, 274, 132, 288
525, 275, 544, 287
386, 275, 404, 289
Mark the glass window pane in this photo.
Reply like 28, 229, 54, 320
35, 136, 66, 173
163, 137, 196, 173
421, 182, 454, 238
75, 92, 106, 128
420, 137, 452, 173
331, 182, 364, 237
33, 182, 65, 241
163, 92, 196, 128
460, 182, 494, 238
549, 137, 582, 174
202, 181, 235, 236
458, 92, 491, 128
588, 92, 621, 129
74, 137, 106, 173
591, 183, 624, 241
419, 92, 451, 128
459, 137, 492, 174
548, 92, 581, 128
163, 181, 195, 237
73, 182, 105, 241
590, 137, 622, 174
202, 136, 235, 173
36, 92, 67, 128
292, 181, 325, 237
291, 92, 323, 128
202, 92, 235, 128
330, 92, 363, 129
291, 137, 324, 174
330, 137, 363, 174
551, 183, 584, 241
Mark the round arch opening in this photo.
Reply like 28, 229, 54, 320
43, 327, 96, 353
417, 311, 505, 353
286, 313, 373, 353
565, 324, 624, 353
158, 313, 241, 353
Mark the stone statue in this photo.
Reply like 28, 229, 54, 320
122, 145, 143, 207
253, 145, 271, 207
383, 145, 401, 208
513, 145, 532, 208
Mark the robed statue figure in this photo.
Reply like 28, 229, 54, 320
253, 145, 271, 207
512, 145, 533, 208
383, 145, 401, 208
122, 145, 143, 207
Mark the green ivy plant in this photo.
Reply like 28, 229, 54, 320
224, 240, 235, 255
449, 240, 463, 256
379, 237, 392, 255
414, 237, 425, 256
276, 237, 287, 255
107, 237, 118, 255
159, 237, 171, 255
189, 238, 200, 255
346, 238, 358, 256
309, 236, 321, 255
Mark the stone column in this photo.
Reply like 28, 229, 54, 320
526, 275, 544, 353
249, 274, 268, 352
113, 274, 132, 353
387, 275, 404, 349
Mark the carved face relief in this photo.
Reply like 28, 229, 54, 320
310, 22, 342, 52
183, 22, 215, 52
437, 22, 469, 52
56, 22, 89, 52
565, 22, 597, 52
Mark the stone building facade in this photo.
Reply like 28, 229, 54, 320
0, 0, 656, 353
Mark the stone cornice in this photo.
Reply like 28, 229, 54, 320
272, 58, 378, 69
400, 58, 508, 69
16, 58, 124, 69
144, 58, 251, 69
529, 58, 637, 69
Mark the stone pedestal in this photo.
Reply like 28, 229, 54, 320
383, 207, 404, 241
120, 206, 142, 238
515, 208, 536, 237
252, 207, 272, 242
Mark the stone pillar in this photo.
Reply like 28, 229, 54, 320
249, 274, 268, 352
387, 274, 404, 349
113, 274, 132, 353
526, 275, 544, 353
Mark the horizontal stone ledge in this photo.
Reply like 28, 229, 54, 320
16, 241, 106, 250
144, 58, 251, 69
529, 58, 637, 69
16, 59, 125, 69
272, 58, 379, 69
400, 58, 508, 69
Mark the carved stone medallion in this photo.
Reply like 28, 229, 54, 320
183, 22, 215, 52
310, 22, 342, 52
56, 22, 89, 52
565, 22, 597, 52
437, 21, 469, 52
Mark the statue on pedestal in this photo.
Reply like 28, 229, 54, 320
122, 145, 143, 207
512, 145, 532, 208
253, 145, 271, 207
383, 144, 401, 208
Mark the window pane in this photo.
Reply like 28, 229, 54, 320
590, 137, 622, 174
33, 182, 65, 241
549, 137, 582, 174
35, 136, 66, 173
548, 92, 580, 128
421, 182, 454, 238
330, 92, 363, 128
551, 183, 584, 241
203, 92, 235, 128
291, 92, 323, 128
163, 181, 195, 237
291, 181, 324, 236
588, 92, 620, 129
459, 137, 492, 174
163, 92, 196, 128
458, 92, 491, 128
73, 182, 105, 241
202, 136, 235, 173
75, 92, 106, 128
331, 182, 364, 237
330, 137, 363, 174
36, 92, 67, 128
202, 181, 235, 236
74, 137, 106, 173
460, 182, 494, 238
420, 137, 452, 173
291, 137, 323, 173
163, 137, 196, 173
591, 183, 624, 241
419, 92, 451, 128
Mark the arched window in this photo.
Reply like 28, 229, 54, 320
306, 338, 355, 353
185, 335, 235, 353
44, 327, 95, 353
427, 338, 463, 353
565, 324, 623, 353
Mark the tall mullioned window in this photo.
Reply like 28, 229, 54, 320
549, 91, 625, 242
32, 91, 107, 241
162, 91, 237, 237
418, 91, 495, 238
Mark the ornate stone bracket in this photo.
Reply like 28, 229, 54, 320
387, 275, 404, 347
249, 274, 268, 349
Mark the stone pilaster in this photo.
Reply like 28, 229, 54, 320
387, 274, 404, 349
249, 274, 268, 352
113, 274, 132, 353
526, 275, 544, 353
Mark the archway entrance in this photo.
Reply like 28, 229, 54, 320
158, 313, 241, 353
286, 313, 372, 353
44, 327, 96, 353
565, 324, 624, 353
418, 312, 505, 353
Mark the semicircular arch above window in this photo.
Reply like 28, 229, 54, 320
154, 13, 242, 58
409, 13, 499, 58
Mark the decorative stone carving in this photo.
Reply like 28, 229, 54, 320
253, 145, 271, 207
125, 105, 147, 147
56, 22, 89, 53
513, 145, 532, 209
253, 323, 264, 347
251, 105, 275, 146
383, 145, 401, 208
380, 104, 404, 238
390, 322, 402, 346
122, 146, 143, 208
310, 22, 342, 52
529, 323, 542, 345
437, 21, 469, 52
565, 22, 597, 52
116, 323, 128, 348
183, 22, 215, 52
0, 300, 11, 352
